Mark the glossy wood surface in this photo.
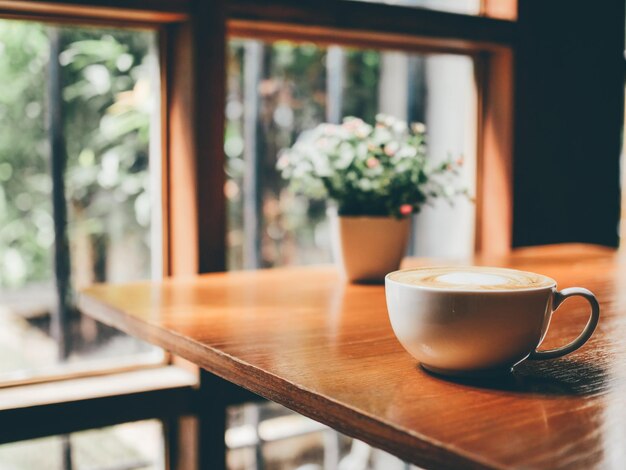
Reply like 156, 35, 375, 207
79, 245, 625, 469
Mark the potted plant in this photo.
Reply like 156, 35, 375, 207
277, 114, 464, 282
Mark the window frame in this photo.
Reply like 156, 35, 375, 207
166, 0, 516, 276
0, 0, 515, 276
0, 5, 176, 388
0, 12, 171, 392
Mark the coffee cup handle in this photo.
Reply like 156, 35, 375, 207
529, 287, 600, 360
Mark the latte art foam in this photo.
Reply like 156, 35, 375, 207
388, 266, 554, 291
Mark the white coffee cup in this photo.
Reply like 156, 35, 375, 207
385, 266, 600, 376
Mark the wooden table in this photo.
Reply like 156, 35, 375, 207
78, 244, 626, 469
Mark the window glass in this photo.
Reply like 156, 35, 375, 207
0, 19, 163, 384
225, 40, 476, 270
226, 41, 328, 269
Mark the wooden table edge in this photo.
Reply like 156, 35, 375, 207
77, 290, 503, 470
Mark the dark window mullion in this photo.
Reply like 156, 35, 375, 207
47, 26, 72, 361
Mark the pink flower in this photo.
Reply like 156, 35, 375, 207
342, 117, 364, 131
276, 154, 290, 170
366, 157, 379, 168
384, 142, 398, 157
399, 204, 413, 216
317, 137, 329, 149
456, 155, 464, 166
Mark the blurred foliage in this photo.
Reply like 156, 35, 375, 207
0, 20, 155, 288
60, 27, 155, 284
225, 40, 328, 268
0, 22, 53, 287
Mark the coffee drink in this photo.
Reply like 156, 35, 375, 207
387, 266, 554, 291
385, 266, 599, 376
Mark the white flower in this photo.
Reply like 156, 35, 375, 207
358, 178, 373, 191
396, 145, 417, 159
292, 160, 312, 178
310, 150, 332, 177
356, 142, 368, 159
355, 124, 372, 139
392, 120, 407, 134
372, 127, 392, 146
384, 115, 396, 127
336, 142, 355, 169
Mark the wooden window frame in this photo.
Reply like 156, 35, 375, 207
0, 366, 197, 444
0, 7, 176, 391
165, 0, 517, 276
0, 0, 517, 273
